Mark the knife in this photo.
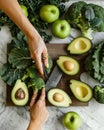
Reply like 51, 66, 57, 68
42, 63, 49, 81
45, 65, 63, 92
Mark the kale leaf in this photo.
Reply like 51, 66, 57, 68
8, 48, 32, 69
0, 63, 24, 86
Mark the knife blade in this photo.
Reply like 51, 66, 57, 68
42, 63, 49, 81
45, 65, 63, 92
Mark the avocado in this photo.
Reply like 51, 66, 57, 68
11, 79, 29, 106
67, 37, 92, 54
57, 56, 80, 75
69, 79, 92, 102
47, 88, 72, 107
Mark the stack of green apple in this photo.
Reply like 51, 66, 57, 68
39, 4, 71, 39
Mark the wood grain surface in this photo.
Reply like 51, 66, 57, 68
6, 44, 88, 106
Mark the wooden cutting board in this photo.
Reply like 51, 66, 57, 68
6, 43, 88, 106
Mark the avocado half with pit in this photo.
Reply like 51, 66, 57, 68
57, 56, 80, 75
69, 79, 92, 102
47, 88, 72, 107
67, 37, 92, 54
11, 79, 29, 106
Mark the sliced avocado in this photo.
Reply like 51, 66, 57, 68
57, 56, 80, 75
47, 88, 72, 107
67, 37, 92, 54
69, 79, 92, 102
11, 79, 29, 106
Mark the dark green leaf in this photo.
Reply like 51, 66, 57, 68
28, 77, 45, 92
8, 48, 32, 69
0, 63, 24, 86
90, 17, 103, 30
26, 65, 39, 79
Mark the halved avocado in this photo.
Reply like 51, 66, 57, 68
69, 79, 92, 102
57, 56, 80, 75
47, 88, 72, 107
11, 79, 29, 106
67, 37, 92, 54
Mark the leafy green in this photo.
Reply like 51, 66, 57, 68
8, 31, 28, 51
8, 48, 32, 69
0, 31, 53, 90
0, 63, 24, 86
28, 78, 45, 93
93, 85, 104, 104
21, 65, 45, 93
21, 57, 53, 93
92, 42, 103, 81
65, 1, 104, 39
85, 41, 104, 83
7, 32, 33, 69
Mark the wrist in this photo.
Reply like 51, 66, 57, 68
27, 120, 42, 130
25, 27, 40, 40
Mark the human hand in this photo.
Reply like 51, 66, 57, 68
28, 88, 48, 130
0, 0, 48, 78
27, 32, 48, 78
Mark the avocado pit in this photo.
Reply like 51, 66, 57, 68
63, 61, 75, 71
53, 92, 64, 102
15, 88, 25, 100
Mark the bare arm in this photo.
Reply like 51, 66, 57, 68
0, 0, 48, 77
0, 0, 35, 37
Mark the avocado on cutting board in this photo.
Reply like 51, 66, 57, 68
6, 43, 88, 106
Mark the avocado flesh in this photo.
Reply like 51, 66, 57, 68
11, 79, 29, 106
57, 56, 80, 75
70, 79, 92, 102
47, 88, 72, 107
67, 37, 92, 54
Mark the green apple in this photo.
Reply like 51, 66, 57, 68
51, 19, 71, 38
62, 111, 81, 130
20, 5, 28, 17
39, 5, 60, 23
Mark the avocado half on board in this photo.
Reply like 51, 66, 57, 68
67, 37, 92, 54
57, 56, 80, 75
47, 88, 72, 107
11, 79, 29, 106
69, 79, 93, 102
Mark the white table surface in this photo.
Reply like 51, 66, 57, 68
0, 0, 104, 130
